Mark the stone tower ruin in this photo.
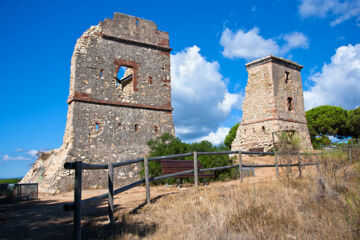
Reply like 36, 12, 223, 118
231, 56, 312, 152
21, 13, 175, 193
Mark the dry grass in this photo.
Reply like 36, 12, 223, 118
105, 149, 360, 240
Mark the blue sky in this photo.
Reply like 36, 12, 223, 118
1, 0, 360, 178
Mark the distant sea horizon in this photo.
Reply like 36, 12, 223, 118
0, 177, 23, 180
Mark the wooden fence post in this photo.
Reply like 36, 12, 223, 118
275, 153, 279, 178
16, 184, 20, 201
144, 156, 151, 204
297, 153, 302, 178
316, 154, 320, 176
272, 132, 279, 178
74, 161, 83, 240
193, 151, 199, 191
108, 161, 114, 223
238, 151, 243, 183
349, 147, 352, 164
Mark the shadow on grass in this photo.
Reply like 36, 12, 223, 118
82, 192, 178, 239
0, 191, 177, 239
0, 198, 128, 239
0, 199, 74, 239
82, 215, 157, 239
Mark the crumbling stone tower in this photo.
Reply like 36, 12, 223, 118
232, 56, 312, 152
21, 13, 175, 193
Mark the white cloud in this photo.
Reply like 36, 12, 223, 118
1, 149, 39, 163
27, 150, 38, 157
281, 32, 310, 53
220, 28, 309, 60
298, 0, 360, 26
194, 127, 230, 145
220, 28, 279, 60
299, 0, 337, 18
304, 43, 360, 110
171, 46, 243, 141
2, 154, 31, 161
218, 92, 243, 113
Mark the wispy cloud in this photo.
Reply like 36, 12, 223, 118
2, 154, 31, 161
281, 32, 310, 53
27, 150, 38, 157
1, 149, 39, 163
298, 0, 360, 26
220, 27, 309, 60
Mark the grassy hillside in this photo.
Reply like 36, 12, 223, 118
0, 178, 21, 184
103, 148, 360, 240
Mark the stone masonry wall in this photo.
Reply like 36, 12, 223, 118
232, 56, 313, 152
21, 13, 175, 193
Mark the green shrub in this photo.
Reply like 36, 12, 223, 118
275, 131, 301, 153
312, 136, 331, 149
140, 133, 236, 184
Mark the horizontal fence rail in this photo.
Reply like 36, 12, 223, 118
64, 153, 195, 170
148, 152, 193, 161
64, 151, 322, 171
63, 161, 320, 210
63, 150, 327, 240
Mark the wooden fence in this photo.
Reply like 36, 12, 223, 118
15, 183, 38, 201
321, 139, 360, 164
63, 150, 323, 240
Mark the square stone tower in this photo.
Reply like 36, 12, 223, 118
231, 56, 313, 152
21, 13, 175, 193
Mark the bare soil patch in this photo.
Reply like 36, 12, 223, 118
0, 185, 180, 239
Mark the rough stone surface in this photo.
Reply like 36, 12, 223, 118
21, 13, 175, 193
232, 56, 313, 152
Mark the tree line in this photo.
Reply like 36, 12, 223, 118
305, 105, 360, 148
144, 105, 359, 180
224, 105, 360, 149
141, 133, 236, 183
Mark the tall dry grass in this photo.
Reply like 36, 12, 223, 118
109, 147, 360, 240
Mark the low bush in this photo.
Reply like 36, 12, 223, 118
139, 133, 236, 184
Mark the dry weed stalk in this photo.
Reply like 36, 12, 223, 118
109, 147, 360, 240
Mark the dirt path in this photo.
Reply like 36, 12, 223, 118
0, 156, 319, 239
0, 185, 182, 239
